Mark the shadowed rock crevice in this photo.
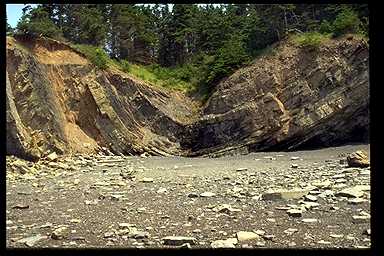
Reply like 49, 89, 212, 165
6, 35, 369, 159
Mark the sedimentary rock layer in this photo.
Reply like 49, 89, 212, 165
6, 35, 369, 159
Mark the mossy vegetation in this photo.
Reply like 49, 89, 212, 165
292, 32, 332, 48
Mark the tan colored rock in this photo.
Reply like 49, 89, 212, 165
46, 152, 58, 162
211, 238, 238, 248
335, 185, 369, 198
347, 150, 370, 168
262, 188, 310, 201
236, 231, 260, 242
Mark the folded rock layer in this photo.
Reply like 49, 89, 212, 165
6, 35, 369, 159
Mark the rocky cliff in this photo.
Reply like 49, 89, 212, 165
6, 34, 369, 159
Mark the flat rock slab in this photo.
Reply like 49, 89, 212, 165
287, 209, 303, 217
162, 236, 197, 246
140, 178, 154, 183
335, 185, 369, 198
262, 188, 310, 201
236, 231, 260, 242
352, 215, 370, 224
16, 235, 47, 247
200, 192, 216, 197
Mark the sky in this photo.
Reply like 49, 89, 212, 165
6, 4, 37, 28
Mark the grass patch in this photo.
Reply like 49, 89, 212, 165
71, 44, 110, 69
292, 32, 332, 48
118, 60, 198, 94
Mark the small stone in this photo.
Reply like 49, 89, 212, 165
84, 199, 98, 205
262, 234, 275, 241
287, 209, 303, 217
363, 229, 371, 236
312, 180, 332, 189
141, 177, 154, 183
329, 234, 344, 238
291, 164, 298, 169
290, 157, 300, 160
284, 228, 298, 235
305, 195, 318, 202
137, 207, 146, 213
352, 215, 370, 223
118, 223, 134, 228
162, 236, 197, 246
254, 230, 265, 236
47, 152, 58, 162
255, 241, 266, 247
347, 198, 368, 204
104, 232, 115, 238
69, 219, 81, 224
51, 227, 69, 240
211, 239, 236, 248
12, 204, 29, 209
302, 218, 318, 223
301, 201, 320, 210
317, 240, 331, 245
133, 231, 149, 239
180, 243, 192, 249
236, 168, 247, 172
157, 188, 167, 194
200, 192, 216, 197
213, 204, 242, 214
236, 231, 260, 242
188, 193, 199, 198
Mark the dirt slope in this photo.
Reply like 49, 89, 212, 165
6, 34, 369, 159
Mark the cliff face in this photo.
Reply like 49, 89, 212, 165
6, 35, 369, 159
186, 35, 369, 156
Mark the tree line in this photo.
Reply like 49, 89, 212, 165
7, 4, 368, 97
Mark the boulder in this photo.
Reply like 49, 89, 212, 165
347, 151, 370, 168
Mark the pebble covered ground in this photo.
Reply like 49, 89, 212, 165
6, 144, 370, 249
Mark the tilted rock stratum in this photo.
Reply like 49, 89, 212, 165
6, 34, 369, 159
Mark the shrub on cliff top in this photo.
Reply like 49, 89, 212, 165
292, 32, 331, 48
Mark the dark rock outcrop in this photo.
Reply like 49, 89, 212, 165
6, 35, 369, 159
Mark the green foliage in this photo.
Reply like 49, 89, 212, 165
293, 32, 331, 48
332, 8, 361, 37
72, 44, 109, 69
16, 6, 62, 39
319, 20, 333, 34
207, 33, 250, 84
73, 6, 107, 46
118, 61, 197, 94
